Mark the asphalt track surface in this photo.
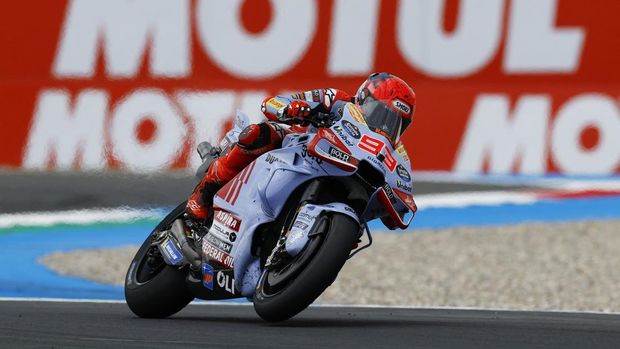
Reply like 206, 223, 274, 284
0, 169, 530, 213
2, 300, 620, 349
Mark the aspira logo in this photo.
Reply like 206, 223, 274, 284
22, 0, 589, 173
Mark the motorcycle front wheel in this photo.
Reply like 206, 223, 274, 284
253, 212, 359, 322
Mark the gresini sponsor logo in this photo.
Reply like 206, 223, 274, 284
203, 242, 234, 268
396, 164, 411, 182
205, 233, 232, 253
341, 120, 361, 139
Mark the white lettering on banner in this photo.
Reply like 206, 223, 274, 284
54, 0, 190, 79
51, 0, 586, 80
23, 89, 267, 172
177, 91, 267, 168
23, 90, 108, 170
238, 92, 270, 125
505, 0, 585, 73
551, 94, 620, 174
177, 91, 236, 169
328, 0, 379, 76
397, 0, 504, 77
195, 0, 317, 79
454, 94, 550, 174
111, 90, 186, 172
455, 94, 620, 175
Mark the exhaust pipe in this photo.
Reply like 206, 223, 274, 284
170, 219, 202, 269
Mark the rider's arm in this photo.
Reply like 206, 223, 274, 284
261, 88, 354, 123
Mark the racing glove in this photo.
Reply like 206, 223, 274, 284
283, 100, 313, 118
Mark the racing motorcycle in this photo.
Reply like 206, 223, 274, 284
124, 102, 417, 322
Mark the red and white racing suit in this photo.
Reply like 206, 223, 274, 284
186, 88, 354, 221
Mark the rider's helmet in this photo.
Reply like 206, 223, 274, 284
355, 72, 416, 143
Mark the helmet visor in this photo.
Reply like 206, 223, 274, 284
360, 97, 408, 142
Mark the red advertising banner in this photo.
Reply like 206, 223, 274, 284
1, 0, 619, 174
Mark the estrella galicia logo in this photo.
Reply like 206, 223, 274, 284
396, 164, 411, 182
341, 120, 361, 139
202, 263, 214, 290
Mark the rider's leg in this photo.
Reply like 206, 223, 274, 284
186, 122, 286, 221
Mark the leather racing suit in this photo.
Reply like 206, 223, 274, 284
186, 88, 354, 221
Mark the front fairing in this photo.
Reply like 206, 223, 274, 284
305, 102, 416, 224
202, 103, 414, 297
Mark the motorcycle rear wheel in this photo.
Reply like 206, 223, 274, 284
125, 202, 194, 318
253, 213, 359, 322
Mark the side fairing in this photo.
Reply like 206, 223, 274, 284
210, 139, 330, 296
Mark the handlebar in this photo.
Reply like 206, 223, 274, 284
280, 112, 333, 128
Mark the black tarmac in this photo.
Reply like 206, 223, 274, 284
1, 300, 619, 349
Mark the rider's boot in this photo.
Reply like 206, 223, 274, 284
186, 122, 286, 223
185, 147, 259, 223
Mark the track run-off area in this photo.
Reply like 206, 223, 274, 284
1, 172, 620, 299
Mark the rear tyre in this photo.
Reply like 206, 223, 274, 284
125, 203, 194, 318
253, 213, 359, 322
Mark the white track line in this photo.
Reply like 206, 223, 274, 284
415, 191, 538, 209
0, 207, 162, 229
413, 171, 620, 191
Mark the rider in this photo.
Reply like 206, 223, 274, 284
186, 72, 417, 223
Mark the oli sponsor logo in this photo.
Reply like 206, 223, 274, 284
217, 271, 236, 295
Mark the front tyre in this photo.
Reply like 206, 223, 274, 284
253, 213, 359, 322
125, 203, 194, 318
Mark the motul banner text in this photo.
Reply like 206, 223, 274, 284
1, 0, 619, 174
